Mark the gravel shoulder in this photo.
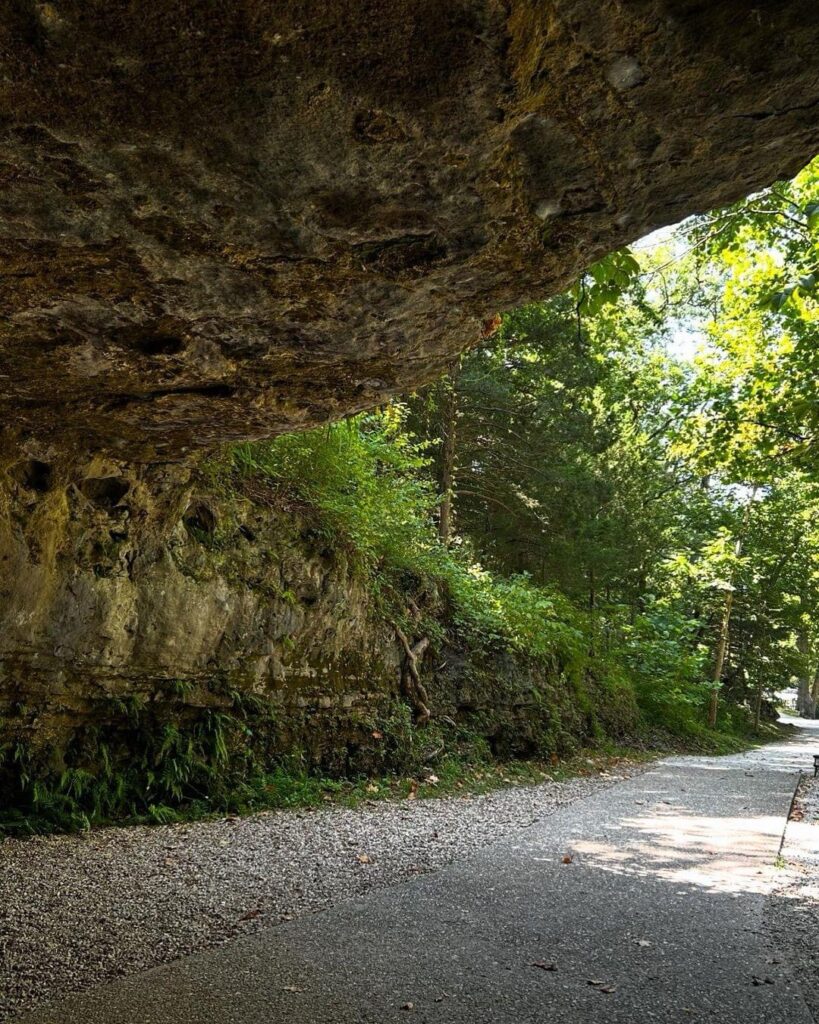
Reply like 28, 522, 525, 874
0, 761, 646, 1020
766, 771, 819, 1022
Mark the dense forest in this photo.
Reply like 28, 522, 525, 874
243, 155, 819, 741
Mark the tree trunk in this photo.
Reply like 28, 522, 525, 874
797, 666, 818, 719
587, 567, 597, 657
753, 669, 764, 732
708, 488, 756, 729
437, 364, 459, 546
796, 629, 815, 718
709, 587, 734, 728
797, 676, 813, 717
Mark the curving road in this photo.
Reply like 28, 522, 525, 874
17, 719, 819, 1024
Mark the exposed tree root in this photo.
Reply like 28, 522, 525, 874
394, 624, 431, 725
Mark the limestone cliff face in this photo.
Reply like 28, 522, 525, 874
0, 459, 403, 773
0, 459, 618, 791
0, 2, 817, 457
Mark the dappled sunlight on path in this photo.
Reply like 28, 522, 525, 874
570, 719, 819, 895
573, 806, 785, 895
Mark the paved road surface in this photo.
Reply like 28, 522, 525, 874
18, 719, 819, 1023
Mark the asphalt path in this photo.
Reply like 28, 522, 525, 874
18, 719, 819, 1024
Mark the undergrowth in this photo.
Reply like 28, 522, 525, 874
226, 413, 773, 745
0, 694, 774, 838
0, 724, 651, 838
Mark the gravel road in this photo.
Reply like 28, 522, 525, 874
0, 763, 643, 1020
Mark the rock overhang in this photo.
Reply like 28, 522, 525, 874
0, 0, 817, 459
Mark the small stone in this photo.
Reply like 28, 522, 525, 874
535, 200, 561, 221
606, 56, 646, 91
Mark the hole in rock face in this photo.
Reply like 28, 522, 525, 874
116, 323, 186, 358
183, 502, 217, 538
11, 459, 53, 493
196, 384, 235, 398
79, 477, 130, 510
134, 333, 185, 357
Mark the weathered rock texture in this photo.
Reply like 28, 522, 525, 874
0, 461, 394, 774
1, 1, 818, 458
0, 463, 627, 803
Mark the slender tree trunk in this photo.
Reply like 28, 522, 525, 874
633, 569, 647, 624
708, 487, 756, 729
797, 676, 813, 717
753, 667, 764, 732
797, 663, 818, 719
709, 587, 734, 728
588, 567, 597, 656
437, 364, 459, 546
796, 629, 814, 718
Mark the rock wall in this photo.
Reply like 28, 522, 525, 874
0, 457, 400, 774
0, 458, 627, 805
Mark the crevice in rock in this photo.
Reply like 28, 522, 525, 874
183, 502, 217, 538
79, 476, 130, 510
133, 333, 186, 357
10, 459, 53, 493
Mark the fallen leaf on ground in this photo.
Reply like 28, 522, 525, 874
531, 961, 558, 971
357, 853, 372, 864
562, 854, 573, 864
587, 980, 606, 986
282, 985, 305, 993
600, 986, 617, 994
371, 730, 383, 740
